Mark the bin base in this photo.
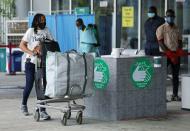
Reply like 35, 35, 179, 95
181, 108, 190, 111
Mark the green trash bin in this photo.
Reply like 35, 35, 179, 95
0, 48, 6, 72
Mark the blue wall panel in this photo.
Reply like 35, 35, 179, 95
29, 14, 95, 52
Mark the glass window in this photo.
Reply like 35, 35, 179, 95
94, 0, 113, 15
167, 0, 190, 35
71, 0, 91, 14
72, 0, 91, 9
94, 0, 114, 55
168, 0, 183, 32
167, 0, 190, 72
51, 0, 91, 14
167, 0, 175, 10
182, 0, 190, 34
51, 0, 70, 14
117, 0, 139, 49
94, 0, 113, 26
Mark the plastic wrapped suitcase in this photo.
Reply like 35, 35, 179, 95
45, 51, 94, 98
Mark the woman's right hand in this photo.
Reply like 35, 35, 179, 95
19, 40, 34, 56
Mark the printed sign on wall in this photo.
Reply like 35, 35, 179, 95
122, 6, 134, 27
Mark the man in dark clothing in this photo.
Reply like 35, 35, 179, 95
144, 6, 165, 56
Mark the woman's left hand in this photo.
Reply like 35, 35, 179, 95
33, 46, 41, 56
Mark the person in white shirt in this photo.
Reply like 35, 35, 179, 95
19, 13, 53, 119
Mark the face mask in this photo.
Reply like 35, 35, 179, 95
147, 13, 155, 18
165, 17, 175, 25
38, 22, 46, 29
78, 25, 83, 30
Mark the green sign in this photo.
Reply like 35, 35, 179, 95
94, 58, 110, 89
130, 58, 154, 89
75, 7, 90, 15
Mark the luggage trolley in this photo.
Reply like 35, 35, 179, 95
33, 39, 90, 125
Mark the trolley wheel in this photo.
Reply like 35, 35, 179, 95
34, 109, 40, 122
76, 111, 83, 125
67, 110, 71, 119
61, 113, 67, 126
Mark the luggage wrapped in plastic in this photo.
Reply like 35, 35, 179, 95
45, 51, 94, 98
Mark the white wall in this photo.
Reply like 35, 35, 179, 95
31, 0, 51, 14
15, 0, 30, 18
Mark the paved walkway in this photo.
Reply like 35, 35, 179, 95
0, 73, 35, 99
0, 98, 190, 131
0, 73, 190, 131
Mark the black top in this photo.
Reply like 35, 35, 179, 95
144, 16, 165, 43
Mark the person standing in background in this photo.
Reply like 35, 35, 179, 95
76, 18, 100, 57
144, 6, 165, 56
156, 9, 182, 101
